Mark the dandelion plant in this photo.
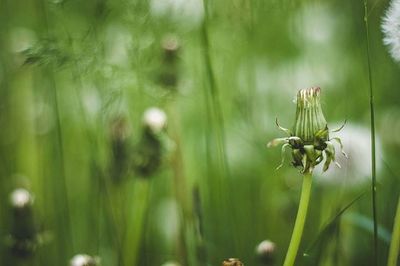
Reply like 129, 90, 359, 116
268, 87, 346, 266
382, 1, 400, 264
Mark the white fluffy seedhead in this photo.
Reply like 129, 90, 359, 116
10, 188, 33, 208
382, 0, 400, 62
143, 107, 167, 134
256, 240, 276, 256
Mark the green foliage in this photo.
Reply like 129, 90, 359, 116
0, 0, 399, 265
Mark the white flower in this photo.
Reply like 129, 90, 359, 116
143, 107, 167, 134
382, 0, 400, 62
10, 188, 33, 208
315, 123, 383, 186
70, 254, 98, 266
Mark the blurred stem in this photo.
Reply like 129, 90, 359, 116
201, 0, 229, 175
168, 103, 196, 266
123, 179, 151, 266
387, 195, 400, 266
283, 172, 313, 266
363, 2, 378, 265
201, 0, 240, 255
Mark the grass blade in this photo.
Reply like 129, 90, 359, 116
363, 1, 378, 264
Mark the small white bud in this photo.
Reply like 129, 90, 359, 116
143, 107, 167, 134
10, 188, 33, 208
256, 240, 275, 256
256, 240, 276, 255
256, 240, 276, 265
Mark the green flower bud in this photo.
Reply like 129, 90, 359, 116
268, 87, 346, 174
293, 87, 328, 144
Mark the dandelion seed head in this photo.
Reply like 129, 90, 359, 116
10, 188, 33, 208
256, 240, 276, 255
382, 0, 400, 62
143, 107, 167, 134
256, 239, 276, 264
315, 123, 383, 186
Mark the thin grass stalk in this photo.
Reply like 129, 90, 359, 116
387, 195, 400, 266
0, 2, 14, 264
122, 179, 151, 266
201, 0, 229, 176
36, 1, 75, 259
97, 173, 124, 265
363, 1, 378, 264
54, 8, 103, 252
201, 0, 240, 255
283, 172, 313, 266
48, 69, 74, 255
168, 103, 198, 266
58, 4, 125, 258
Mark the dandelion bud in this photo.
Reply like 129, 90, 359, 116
10, 188, 33, 209
222, 258, 244, 266
159, 35, 180, 88
293, 87, 328, 144
70, 254, 100, 266
268, 87, 346, 174
143, 107, 167, 135
162, 35, 180, 63
133, 108, 168, 177
256, 240, 276, 265
109, 115, 131, 182
8, 188, 37, 258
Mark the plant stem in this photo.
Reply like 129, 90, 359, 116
363, 1, 378, 264
283, 172, 313, 266
387, 195, 400, 266
123, 179, 151, 266
201, 0, 229, 175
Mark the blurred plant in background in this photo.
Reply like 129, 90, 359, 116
0, 0, 399, 266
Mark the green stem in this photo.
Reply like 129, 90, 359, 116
363, 1, 378, 264
387, 195, 400, 266
283, 172, 313, 266
123, 179, 151, 266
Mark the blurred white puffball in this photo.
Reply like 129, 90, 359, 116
70, 254, 98, 266
10, 188, 33, 208
143, 107, 167, 134
315, 123, 383, 186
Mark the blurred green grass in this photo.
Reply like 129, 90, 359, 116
0, 0, 399, 265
